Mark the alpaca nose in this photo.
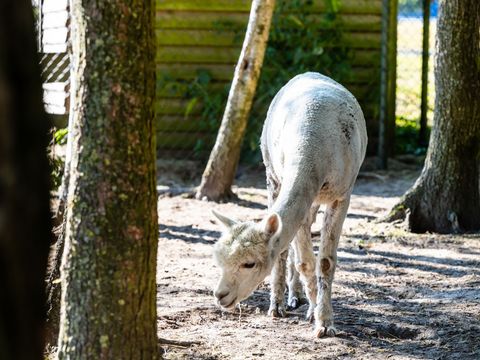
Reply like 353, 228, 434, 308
214, 289, 229, 301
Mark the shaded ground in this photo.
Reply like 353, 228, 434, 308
156, 158, 480, 359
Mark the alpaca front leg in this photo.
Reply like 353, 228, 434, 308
268, 249, 287, 317
314, 198, 349, 337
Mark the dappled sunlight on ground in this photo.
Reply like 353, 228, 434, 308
156, 160, 480, 359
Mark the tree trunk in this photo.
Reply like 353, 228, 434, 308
45, 217, 65, 347
418, 0, 431, 147
0, 1, 52, 359
387, 0, 480, 233
196, 0, 275, 201
56, 0, 159, 358
45, 31, 77, 350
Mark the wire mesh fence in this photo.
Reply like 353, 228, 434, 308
396, 0, 436, 150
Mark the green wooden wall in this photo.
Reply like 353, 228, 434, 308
156, 0, 382, 155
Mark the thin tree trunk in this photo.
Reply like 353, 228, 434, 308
56, 0, 159, 358
386, 0, 480, 233
418, 0, 430, 147
0, 1, 52, 359
196, 0, 275, 201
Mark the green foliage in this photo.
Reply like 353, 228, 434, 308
49, 128, 68, 189
54, 128, 68, 145
395, 117, 429, 155
159, 70, 229, 155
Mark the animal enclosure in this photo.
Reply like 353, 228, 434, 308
32, 0, 479, 359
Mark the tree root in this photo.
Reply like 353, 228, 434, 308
383, 201, 409, 223
381, 187, 419, 226
195, 186, 238, 202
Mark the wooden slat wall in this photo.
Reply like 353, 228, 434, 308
156, 0, 382, 153
41, 0, 70, 116
40, 0, 382, 153
42, 0, 69, 53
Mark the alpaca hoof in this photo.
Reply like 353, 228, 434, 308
287, 297, 300, 310
268, 303, 286, 318
306, 307, 315, 323
314, 325, 337, 338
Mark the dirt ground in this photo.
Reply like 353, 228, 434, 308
156, 158, 480, 360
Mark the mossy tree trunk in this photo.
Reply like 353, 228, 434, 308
56, 0, 159, 358
387, 0, 480, 233
0, 1, 52, 359
45, 209, 66, 347
45, 37, 76, 352
196, 0, 275, 201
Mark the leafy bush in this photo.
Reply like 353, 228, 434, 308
395, 117, 429, 155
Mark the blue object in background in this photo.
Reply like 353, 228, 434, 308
430, 0, 438, 18
399, 0, 438, 19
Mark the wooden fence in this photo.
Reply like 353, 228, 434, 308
40, 0, 383, 154
39, 0, 70, 116
157, 0, 382, 154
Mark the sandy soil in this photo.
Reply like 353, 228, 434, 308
156, 159, 480, 360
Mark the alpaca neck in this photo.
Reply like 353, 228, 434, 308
270, 176, 316, 259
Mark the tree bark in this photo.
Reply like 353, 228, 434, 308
45, 216, 65, 347
196, 0, 275, 201
387, 0, 480, 233
0, 1, 52, 359
45, 26, 77, 349
56, 0, 159, 358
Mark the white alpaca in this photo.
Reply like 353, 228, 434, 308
212, 72, 367, 337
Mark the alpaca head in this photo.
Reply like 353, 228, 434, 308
211, 210, 282, 310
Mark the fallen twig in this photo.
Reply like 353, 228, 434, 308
158, 338, 201, 348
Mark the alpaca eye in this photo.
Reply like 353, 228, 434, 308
242, 262, 256, 269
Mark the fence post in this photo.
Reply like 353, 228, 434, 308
378, 0, 398, 169
419, 0, 430, 147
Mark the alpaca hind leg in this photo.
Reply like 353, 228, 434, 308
287, 246, 303, 309
314, 198, 349, 337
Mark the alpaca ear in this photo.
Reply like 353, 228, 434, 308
260, 213, 282, 239
212, 209, 237, 229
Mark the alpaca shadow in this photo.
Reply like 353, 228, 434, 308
331, 289, 479, 359
230, 196, 267, 210
339, 246, 480, 277
331, 245, 480, 358
159, 224, 220, 245
242, 289, 271, 312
